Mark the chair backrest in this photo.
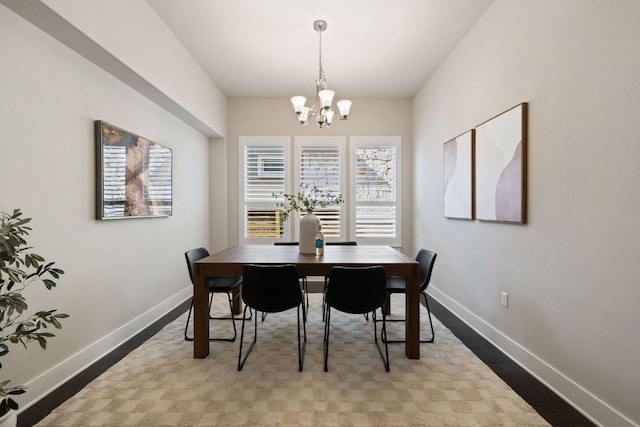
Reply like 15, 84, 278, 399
326, 266, 387, 314
242, 264, 302, 313
185, 247, 210, 284
416, 249, 437, 292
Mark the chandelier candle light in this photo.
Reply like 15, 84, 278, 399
291, 20, 352, 128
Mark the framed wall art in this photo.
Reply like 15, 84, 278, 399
95, 120, 172, 220
475, 103, 527, 224
443, 129, 475, 219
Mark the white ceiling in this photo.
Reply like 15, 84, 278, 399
147, 0, 494, 100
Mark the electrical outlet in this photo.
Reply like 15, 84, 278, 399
501, 291, 509, 308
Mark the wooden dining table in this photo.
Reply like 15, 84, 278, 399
192, 244, 422, 359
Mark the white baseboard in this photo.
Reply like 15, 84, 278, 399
428, 285, 637, 427
19, 287, 192, 414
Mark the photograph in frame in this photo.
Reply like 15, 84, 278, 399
95, 121, 172, 220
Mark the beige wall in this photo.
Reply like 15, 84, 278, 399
0, 4, 212, 412
225, 98, 413, 251
412, 1, 640, 425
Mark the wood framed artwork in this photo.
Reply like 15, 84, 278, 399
95, 121, 172, 220
443, 129, 475, 219
475, 103, 527, 224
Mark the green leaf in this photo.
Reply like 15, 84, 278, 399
0, 399, 10, 417
13, 217, 30, 226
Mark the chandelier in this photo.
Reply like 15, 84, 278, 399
291, 20, 352, 128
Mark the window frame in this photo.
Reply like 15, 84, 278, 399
239, 136, 291, 244
293, 136, 347, 241
238, 135, 401, 247
349, 136, 402, 247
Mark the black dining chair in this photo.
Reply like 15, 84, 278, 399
321, 241, 358, 321
238, 264, 307, 372
274, 242, 309, 319
383, 248, 437, 343
184, 247, 243, 342
324, 265, 390, 372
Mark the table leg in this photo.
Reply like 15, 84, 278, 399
405, 263, 420, 359
193, 268, 209, 358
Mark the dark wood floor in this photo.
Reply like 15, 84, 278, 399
427, 299, 595, 426
18, 296, 595, 426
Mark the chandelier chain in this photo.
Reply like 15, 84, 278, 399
318, 28, 325, 84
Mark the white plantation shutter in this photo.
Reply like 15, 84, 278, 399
295, 137, 346, 239
351, 137, 401, 246
240, 137, 290, 242
239, 136, 400, 246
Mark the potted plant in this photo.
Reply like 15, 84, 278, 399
273, 185, 344, 254
0, 209, 68, 425
273, 184, 344, 225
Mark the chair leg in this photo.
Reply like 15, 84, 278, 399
302, 277, 309, 322
185, 290, 252, 342
298, 303, 307, 372
422, 291, 435, 343
211, 291, 237, 342
322, 278, 328, 321
324, 307, 388, 372
323, 306, 331, 371
372, 310, 390, 372
185, 292, 213, 341
207, 291, 214, 318
184, 294, 220, 341
183, 297, 195, 341
237, 305, 258, 371
381, 292, 435, 344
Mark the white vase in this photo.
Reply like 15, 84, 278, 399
0, 411, 17, 427
299, 211, 320, 254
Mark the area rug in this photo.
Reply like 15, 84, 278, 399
36, 294, 549, 426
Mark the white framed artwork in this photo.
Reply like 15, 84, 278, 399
443, 130, 474, 220
475, 103, 528, 224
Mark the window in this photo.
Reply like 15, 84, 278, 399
350, 137, 401, 246
239, 136, 400, 246
294, 137, 346, 239
239, 137, 290, 242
